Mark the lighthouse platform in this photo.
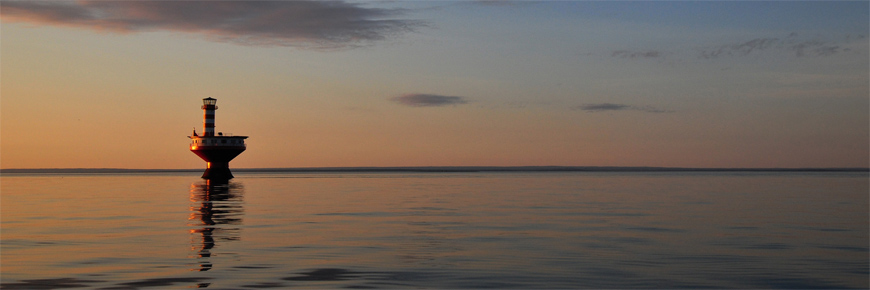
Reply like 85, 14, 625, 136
189, 135, 248, 179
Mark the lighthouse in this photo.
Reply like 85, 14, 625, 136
189, 97, 248, 180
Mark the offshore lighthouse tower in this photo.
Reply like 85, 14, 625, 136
189, 97, 248, 180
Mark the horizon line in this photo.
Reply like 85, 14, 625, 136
2, 166, 868, 174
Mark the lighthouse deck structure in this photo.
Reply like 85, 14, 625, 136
190, 97, 248, 180
189, 135, 248, 148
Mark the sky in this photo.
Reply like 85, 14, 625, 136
1, 1, 868, 169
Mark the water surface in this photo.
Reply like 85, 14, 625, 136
2, 171, 867, 288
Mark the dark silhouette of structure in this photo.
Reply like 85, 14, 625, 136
189, 98, 248, 180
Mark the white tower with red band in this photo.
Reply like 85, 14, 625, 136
189, 97, 248, 180
203, 98, 216, 137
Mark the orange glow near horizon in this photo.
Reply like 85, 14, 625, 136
1, 2, 867, 169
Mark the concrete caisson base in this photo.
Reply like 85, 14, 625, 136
191, 145, 246, 180
201, 162, 234, 180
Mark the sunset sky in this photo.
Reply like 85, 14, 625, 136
1, 1, 868, 169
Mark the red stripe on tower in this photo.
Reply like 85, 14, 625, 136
202, 97, 217, 137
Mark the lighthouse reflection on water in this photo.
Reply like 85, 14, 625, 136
188, 180, 244, 272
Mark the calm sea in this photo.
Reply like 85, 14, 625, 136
1, 171, 867, 289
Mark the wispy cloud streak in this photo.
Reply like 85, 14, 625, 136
611, 50, 664, 59
0, 1, 424, 49
575, 103, 671, 113
391, 94, 469, 107
698, 35, 851, 59
607, 33, 861, 61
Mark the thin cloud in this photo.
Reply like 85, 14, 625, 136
0, 1, 424, 49
577, 103, 631, 112
611, 50, 664, 59
699, 37, 780, 59
606, 33, 858, 61
698, 34, 851, 59
391, 94, 469, 107
575, 103, 671, 113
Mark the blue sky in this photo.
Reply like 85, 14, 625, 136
1, 1, 867, 168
